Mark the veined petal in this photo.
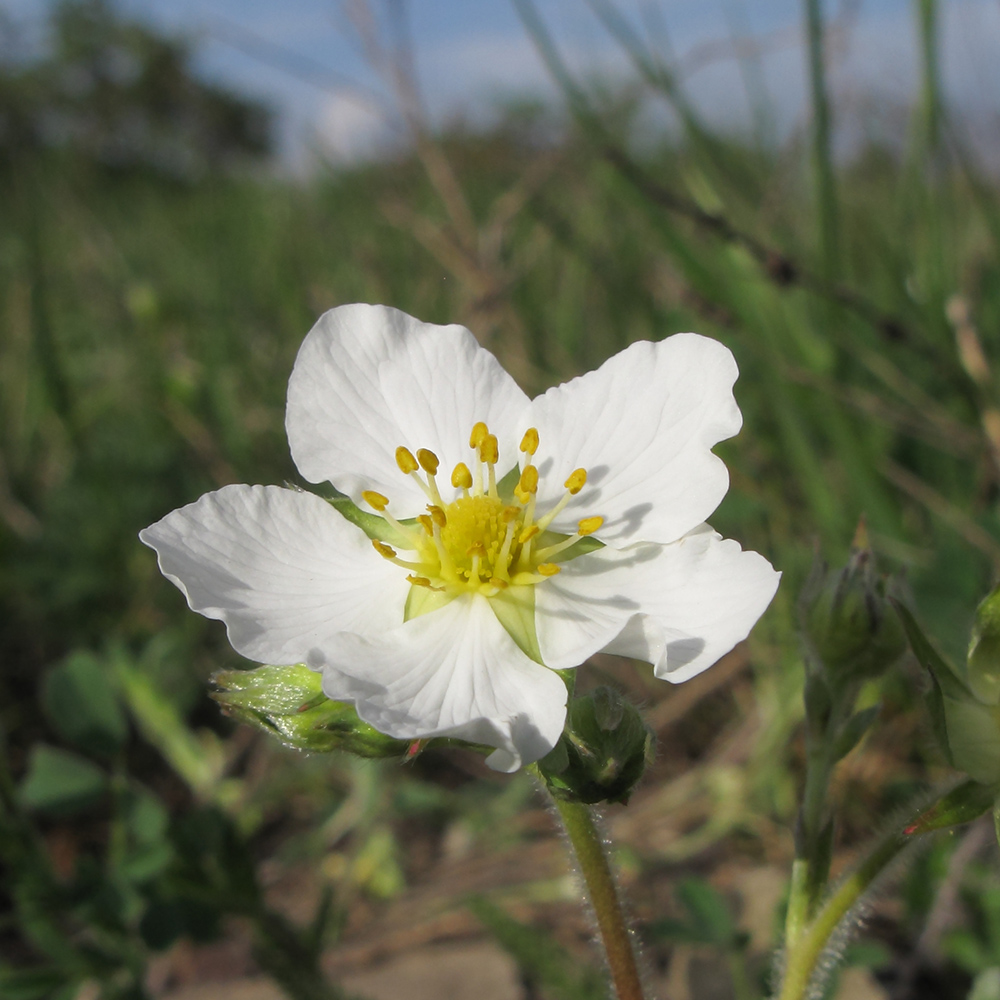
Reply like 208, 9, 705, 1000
286, 304, 529, 516
314, 593, 567, 772
526, 334, 742, 545
601, 525, 781, 682
533, 547, 651, 671
139, 485, 409, 665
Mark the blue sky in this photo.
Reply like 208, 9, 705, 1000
5, 0, 1000, 167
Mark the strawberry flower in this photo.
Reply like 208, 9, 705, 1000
141, 304, 779, 771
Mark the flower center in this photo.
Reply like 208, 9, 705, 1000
361, 421, 603, 600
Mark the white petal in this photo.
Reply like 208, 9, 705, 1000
526, 334, 742, 545
286, 304, 530, 516
601, 525, 781, 682
534, 547, 652, 671
314, 593, 567, 771
139, 485, 409, 665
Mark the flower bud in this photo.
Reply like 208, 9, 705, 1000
968, 583, 1000, 705
800, 524, 905, 691
211, 664, 410, 758
537, 687, 654, 805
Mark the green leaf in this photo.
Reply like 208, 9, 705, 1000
18, 745, 107, 814
831, 705, 880, 761
904, 780, 999, 836
42, 651, 128, 758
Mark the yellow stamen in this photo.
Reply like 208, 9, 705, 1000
416, 514, 434, 535
452, 462, 473, 490
520, 427, 539, 455
516, 465, 538, 501
362, 490, 389, 511
427, 504, 447, 528
469, 421, 489, 449
519, 524, 540, 544
372, 540, 397, 559
537, 563, 561, 577
489, 577, 509, 589
479, 433, 499, 465
407, 575, 432, 588
577, 516, 604, 536
564, 468, 587, 494
417, 448, 439, 475
396, 446, 419, 474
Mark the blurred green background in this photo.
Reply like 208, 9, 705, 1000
3, 1, 1000, 998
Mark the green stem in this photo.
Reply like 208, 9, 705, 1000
551, 797, 646, 1000
777, 825, 908, 1000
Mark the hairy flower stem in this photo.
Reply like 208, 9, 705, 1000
777, 824, 908, 1000
784, 694, 847, 946
551, 797, 646, 1000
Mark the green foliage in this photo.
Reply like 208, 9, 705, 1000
41, 651, 128, 758
0, 0, 272, 174
467, 896, 608, 1000
2, 0, 1000, 996
18, 744, 107, 814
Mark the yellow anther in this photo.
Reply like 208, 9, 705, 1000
518, 465, 538, 496
451, 462, 473, 490
489, 577, 509, 590
519, 427, 539, 455
417, 448, 440, 475
469, 421, 489, 449
577, 516, 604, 536
362, 490, 389, 511
372, 540, 397, 560
501, 506, 520, 523
565, 468, 587, 495
467, 541, 487, 558
479, 433, 499, 465
519, 524, 540, 544
427, 504, 447, 528
406, 575, 432, 588
537, 563, 561, 577
417, 514, 434, 535
396, 446, 419, 474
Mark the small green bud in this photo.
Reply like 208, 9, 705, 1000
800, 523, 906, 690
537, 686, 654, 805
968, 583, 1000, 705
211, 664, 411, 758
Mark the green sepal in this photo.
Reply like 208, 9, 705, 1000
211, 664, 411, 757
892, 599, 973, 702
968, 583, 1000, 705
904, 779, 999, 835
940, 697, 1000, 785
323, 488, 413, 548
537, 686, 654, 805
404, 584, 451, 622
489, 586, 543, 663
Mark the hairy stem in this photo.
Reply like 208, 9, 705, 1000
551, 796, 646, 1000
778, 825, 908, 1000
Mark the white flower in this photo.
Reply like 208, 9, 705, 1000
140, 304, 779, 772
